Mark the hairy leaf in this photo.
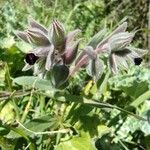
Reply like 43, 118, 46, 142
13, 76, 54, 91
51, 65, 69, 88
88, 28, 107, 49
86, 58, 104, 81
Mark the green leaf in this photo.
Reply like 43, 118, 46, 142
13, 76, 55, 91
76, 114, 102, 137
88, 28, 107, 49
1, 36, 15, 49
66, 104, 93, 125
55, 132, 96, 150
0, 136, 15, 150
86, 58, 104, 81
24, 115, 59, 133
98, 71, 110, 95
122, 80, 149, 99
147, 110, 150, 124
16, 41, 32, 53
7, 115, 59, 138
130, 90, 150, 107
95, 134, 122, 150
140, 121, 150, 136
55, 94, 146, 121
51, 65, 69, 88
109, 66, 150, 99
4, 125, 35, 150
145, 135, 150, 150
0, 102, 16, 124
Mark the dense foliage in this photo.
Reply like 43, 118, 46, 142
0, 0, 149, 150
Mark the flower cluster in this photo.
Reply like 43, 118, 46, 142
16, 18, 80, 86
16, 18, 147, 87
72, 22, 147, 80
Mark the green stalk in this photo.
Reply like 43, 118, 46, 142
21, 88, 34, 123
4, 63, 12, 91
39, 95, 45, 115
52, 0, 58, 18
65, 4, 81, 25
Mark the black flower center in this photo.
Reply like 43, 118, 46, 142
25, 53, 39, 65
134, 57, 142, 65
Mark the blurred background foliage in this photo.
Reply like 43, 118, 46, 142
0, 0, 149, 150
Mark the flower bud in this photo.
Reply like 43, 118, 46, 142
27, 28, 50, 46
63, 40, 80, 64
108, 32, 135, 52
50, 20, 65, 53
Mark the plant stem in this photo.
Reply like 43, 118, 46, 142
17, 120, 70, 135
52, 0, 58, 18
0, 91, 30, 101
83, 99, 147, 121
39, 95, 45, 115
65, 3, 81, 25
21, 88, 34, 123
4, 63, 12, 91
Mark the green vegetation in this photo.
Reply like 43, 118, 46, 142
0, 0, 149, 149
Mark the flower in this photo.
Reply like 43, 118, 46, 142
71, 22, 147, 79
50, 20, 81, 65
134, 57, 142, 65
16, 18, 81, 87
49, 20, 81, 87
15, 17, 53, 75
107, 33, 146, 73
16, 18, 80, 71
95, 22, 146, 73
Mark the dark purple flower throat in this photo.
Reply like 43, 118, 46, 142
25, 53, 39, 65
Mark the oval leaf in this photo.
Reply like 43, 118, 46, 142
51, 65, 69, 88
